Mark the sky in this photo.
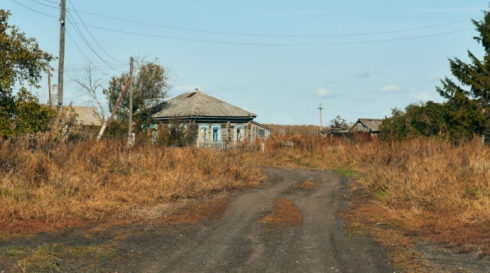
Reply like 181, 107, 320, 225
3, 0, 490, 125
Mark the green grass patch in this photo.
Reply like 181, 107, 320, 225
2, 243, 118, 272
373, 187, 389, 199
329, 168, 363, 178
291, 157, 319, 169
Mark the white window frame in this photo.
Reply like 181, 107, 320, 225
212, 124, 221, 143
199, 124, 210, 141
235, 124, 245, 143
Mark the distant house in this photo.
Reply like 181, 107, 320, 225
322, 127, 350, 137
151, 90, 271, 146
351, 118, 383, 135
70, 106, 103, 127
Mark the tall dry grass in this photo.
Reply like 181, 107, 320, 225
4, 131, 490, 251
0, 138, 263, 226
247, 134, 490, 252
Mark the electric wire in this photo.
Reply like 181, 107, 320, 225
66, 14, 122, 70
11, 0, 477, 46
22, 0, 125, 66
73, 10, 471, 38
31, 0, 58, 9
11, 0, 57, 18
65, 29, 112, 77
76, 23, 474, 46
41, 0, 59, 4
26, 0, 471, 38
68, 0, 125, 64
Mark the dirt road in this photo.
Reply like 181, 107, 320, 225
0, 168, 396, 272
116, 168, 395, 273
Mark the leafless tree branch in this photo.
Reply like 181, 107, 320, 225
70, 64, 107, 123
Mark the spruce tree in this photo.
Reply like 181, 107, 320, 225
437, 10, 490, 140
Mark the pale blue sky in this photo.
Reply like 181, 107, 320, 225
3, 0, 489, 125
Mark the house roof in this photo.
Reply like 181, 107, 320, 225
153, 92, 257, 119
322, 127, 350, 134
352, 118, 383, 133
252, 121, 272, 132
69, 106, 103, 126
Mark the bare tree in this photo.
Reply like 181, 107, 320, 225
71, 64, 107, 123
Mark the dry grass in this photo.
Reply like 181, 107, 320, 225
0, 139, 263, 234
244, 134, 490, 256
165, 197, 229, 224
4, 131, 490, 259
259, 198, 302, 227
294, 179, 320, 189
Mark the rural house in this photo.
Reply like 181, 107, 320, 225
70, 106, 103, 127
151, 90, 271, 147
351, 118, 383, 135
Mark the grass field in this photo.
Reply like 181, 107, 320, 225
0, 138, 263, 234
245, 133, 490, 257
2, 133, 490, 258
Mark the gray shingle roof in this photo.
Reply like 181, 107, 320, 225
153, 92, 257, 118
70, 106, 102, 126
352, 119, 383, 133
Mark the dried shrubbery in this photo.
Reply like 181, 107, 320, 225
0, 138, 263, 227
3, 130, 490, 253
246, 134, 490, 253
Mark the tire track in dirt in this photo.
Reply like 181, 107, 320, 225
122, 168, 396, 273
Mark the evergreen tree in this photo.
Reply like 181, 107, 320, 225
379, 102, 450, 140
437, 10, 490, 140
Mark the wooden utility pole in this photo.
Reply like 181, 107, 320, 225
127, 57, 134, 146
318, 103, 324, 132
48, 69, 52, 107
57, 0, 66, 110
97, 77, 131, 140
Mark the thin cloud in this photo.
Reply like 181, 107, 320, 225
315, 88, 334, 98
425, 76, 440, 82
354, 71, 372, 78
380, 84, 401, 92
269, 10, 326, 16
407, 7, 484, 13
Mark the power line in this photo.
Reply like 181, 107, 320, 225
73, 9, 471, 38
75, 23, 474, 46
65, 29, 112, 77
10, 0, 477, 46
24, 0, 471, 38
41, 0, 59, 4
68, 0, 124, 64
31, 0, 58, 9
11, 0, 57, 18
66, 14, 122, 70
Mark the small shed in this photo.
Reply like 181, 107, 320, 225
321, 127, 350, 137
351, 118, 383, 135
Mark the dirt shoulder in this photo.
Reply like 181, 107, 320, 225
0, 168, 395, 272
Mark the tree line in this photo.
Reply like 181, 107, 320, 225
3, 7, 490, 142
0, 9, 170, 139
380, 9, 490, 142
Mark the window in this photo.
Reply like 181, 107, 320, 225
199, 124, 209, 141
259, 129, 265, 137
236, 125, 245, 142
212, 124, 221, 142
